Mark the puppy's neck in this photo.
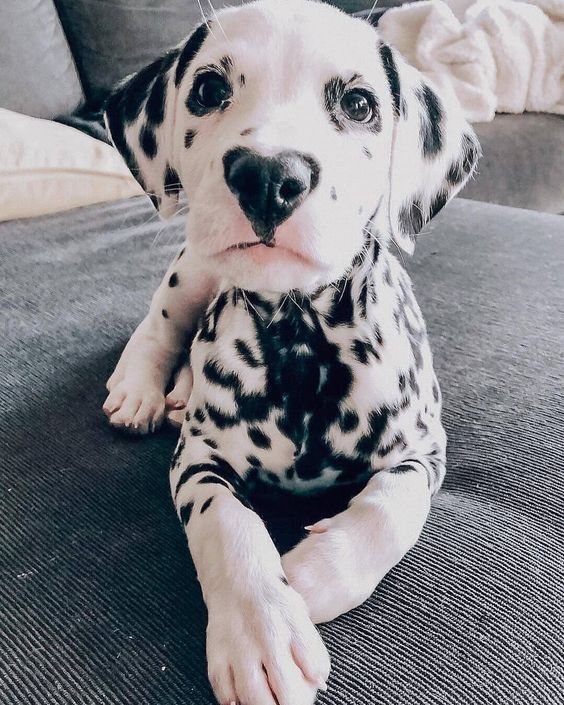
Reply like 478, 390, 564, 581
233, 235, 381, 326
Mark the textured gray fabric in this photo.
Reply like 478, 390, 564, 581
0, 0, 84, 119
463, 113, 564, 214
1, 198, 563, 704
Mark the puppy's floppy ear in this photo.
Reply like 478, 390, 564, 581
378, 42, 481, 254
104, 23, 209, 218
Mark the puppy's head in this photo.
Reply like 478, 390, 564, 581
105, 0, 480, 293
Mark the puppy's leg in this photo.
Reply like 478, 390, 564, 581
171, 435, 331, 705
104, 246, 217, 433
282, 453, 445, 624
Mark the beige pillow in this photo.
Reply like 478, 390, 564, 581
0, 108, 144, 222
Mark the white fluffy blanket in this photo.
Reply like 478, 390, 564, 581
377, 0, 564, 121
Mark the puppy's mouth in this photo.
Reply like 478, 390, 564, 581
226, 240, 277, 251
222, 239, 322, 269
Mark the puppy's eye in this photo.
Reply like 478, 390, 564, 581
340, 89, 374, 123
195, 73, 232, 109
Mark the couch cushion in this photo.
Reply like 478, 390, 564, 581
0, 0, 84, 119
463, 113, 564, 214
1, 198, 562, 704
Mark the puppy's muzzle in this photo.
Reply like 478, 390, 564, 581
223, 148, 320, 244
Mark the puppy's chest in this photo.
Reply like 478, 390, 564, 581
188, 275, 428, 493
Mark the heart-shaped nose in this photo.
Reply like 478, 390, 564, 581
223, 148, 320, 243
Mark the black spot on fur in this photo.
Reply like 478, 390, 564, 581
351, 339, 374, 364
248, 426, 271, 449
398, 198, 425, 236
327, 278, 355, 326
400, 97, 408, 119
145, 72, 168, 126
280, 576, 289, 586
175, 23, 210, 87
178, 247, 185, 259
379, 42, 401, 119
462, 133, 480, 175
203, 437, 218, 449
239, 74, 246, 86
330, 186, 337, 201
429, 190, 449, 220
339, 410, 359, 433
162, 309, 169, 318
416, 413, 428, 434
189, 427, 202, 436
199, 291, 228, 343
194, 408, 206, 423
246, 455, 261, 467
205, 403, 239, 429
179, 502, 194, 524
200, 497, 214, 514
168, 272, 179, 287
240, 127, 255, 136
432, 381, 440, 403
363, 146, 373, 159
398, 373, 406, 393
446, 159, 464, 187
235, 339, 261, 368
416, 84, 443, 158
164, 165, 181, 196
408, 368, 420, 396
377, 432, 407, 457
184, 129, 197, 149
174, 459, 244, 498
356, 409, 389, 457
139, 125, 157, 159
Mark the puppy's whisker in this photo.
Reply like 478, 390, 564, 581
267, 295, 289, 328
288, 291, 305, 315
206, 0, 228, 38
366, 0, 381, 23
196, 0, 217, 39
243, 291, 264, 321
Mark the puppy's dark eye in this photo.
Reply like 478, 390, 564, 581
195, 73, 232, 109
340, 90, 374, 123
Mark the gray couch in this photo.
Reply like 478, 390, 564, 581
1, 3, 563, 705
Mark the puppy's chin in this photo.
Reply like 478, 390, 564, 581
209, 245, 330, 293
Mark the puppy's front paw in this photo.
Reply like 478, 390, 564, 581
282, 514, 378, 624
206, 579, 330, 705
164, 362, 193, 428
103, 379, 166, 434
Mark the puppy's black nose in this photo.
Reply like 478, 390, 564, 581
223, 148, 320, 243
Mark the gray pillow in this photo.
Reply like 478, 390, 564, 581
0, 0, 84, 119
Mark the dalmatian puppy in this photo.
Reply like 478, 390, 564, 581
103, 1, 480, 703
